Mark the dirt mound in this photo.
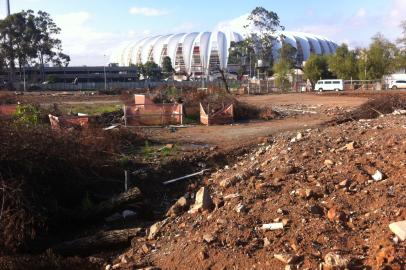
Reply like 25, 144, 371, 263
332, 94, 406, 124
112, 114, 405, 269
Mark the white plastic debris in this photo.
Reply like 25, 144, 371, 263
372, 170, 383, 181
261, 222, 284, 230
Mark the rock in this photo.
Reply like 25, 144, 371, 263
338, 180, 349, 188
141, 243, 151, 254
112, 263, 121, 270
285, 265, 298, 270
190, 187, 214, 213
235, 203, 247, 213
219, 176, 237, 188
324, 160, 334, 166
105, 265, 112, 270
282, 218, 290, 226
389, 220, 406, 241
203, 233, 216, 243
274, 253, 300, 264
166, 196, 190, 217
297, 188, 314, 199
199, 250, 208, 260
345, 142, 355, 150
309, 204, 324, 216
322, 252, 349, 269
327, 208, 337, 221
148, 221, 163, 240
120, 255, 129, 264
372, 170, 383, 181
263, 237, 271, 247
165, 144, 174, 149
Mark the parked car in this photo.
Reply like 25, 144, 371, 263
389, 80, 406, 89
315, 79, 344, 91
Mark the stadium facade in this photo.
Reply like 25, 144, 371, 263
110, 30, 338, 77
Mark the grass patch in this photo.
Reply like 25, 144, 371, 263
59, 104, 122, 116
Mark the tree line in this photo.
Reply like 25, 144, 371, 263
303, 29, 406, 86
0, 10, 70, 84
228, 7, 406, 89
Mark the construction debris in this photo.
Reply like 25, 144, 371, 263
372, 170, 383, 181
261, 223, 284, 230
190, 187, 213, 213
389, 220, 406, 241
111, 111, 405, 269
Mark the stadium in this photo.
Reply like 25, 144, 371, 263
110, 30, 338, 77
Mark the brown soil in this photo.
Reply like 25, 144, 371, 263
115, 113, 406, 270
2, 91, 406, 270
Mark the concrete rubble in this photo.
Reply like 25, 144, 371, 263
110, 113, 406, 269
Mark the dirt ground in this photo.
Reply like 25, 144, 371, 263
1, 90, 405, 270
146, 93, 368, 149
114, 113, 406, 270
238, 93, 368, 108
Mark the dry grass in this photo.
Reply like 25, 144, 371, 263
332, 94, 406, 124
0, 121, 143, 253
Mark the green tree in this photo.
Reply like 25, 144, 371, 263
303, 54, 331, 87
328, 44, 359, 80
229, 7, 284, 77
395, 21, 406, 70
273, 43, 297, 91
229, 40, 256, 77
142, 61, 163, 81
161, 56, 174, 79
244, 7, 284, 68
397, 21, 406, 50
0, 10, 70, 84
358, 33, 398, 80
32, 10, 70, 80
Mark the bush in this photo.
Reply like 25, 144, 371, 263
13, 104, 42, 125
0, 121, 143, 253
333, 94, 406, 124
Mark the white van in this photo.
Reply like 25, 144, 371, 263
315, 79, 344, 91
389, 80, 406, 89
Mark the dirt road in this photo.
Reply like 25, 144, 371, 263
148, 115, 328, 148
238, 93, 368, 107
147, 93, 368, 148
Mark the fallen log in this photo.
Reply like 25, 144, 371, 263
79, 187, 142, 221
54, 227, 143, 255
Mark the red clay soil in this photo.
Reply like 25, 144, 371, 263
111, 114, 405, 270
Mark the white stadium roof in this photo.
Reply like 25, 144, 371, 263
110, 30, 338, 75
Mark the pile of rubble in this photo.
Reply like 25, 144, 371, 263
109, 113, 405, 269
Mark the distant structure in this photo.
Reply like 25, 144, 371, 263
110, 30, 338, 78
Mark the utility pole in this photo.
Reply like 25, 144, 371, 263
6, 0, 10, 16
103, 54, 107, 91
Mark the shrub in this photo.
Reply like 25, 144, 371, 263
0, 121, 143, 253
13, 104, 42, 126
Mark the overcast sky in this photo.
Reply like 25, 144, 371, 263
1, 0, 405, 66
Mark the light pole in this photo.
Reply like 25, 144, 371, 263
103, 54, 107, 91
